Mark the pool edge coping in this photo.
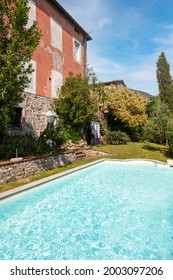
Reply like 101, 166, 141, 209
0, 159, 105, 200
0, 158, 168, 200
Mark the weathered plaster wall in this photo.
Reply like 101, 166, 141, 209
31, 0, 86, 98
10, 0, 89, 136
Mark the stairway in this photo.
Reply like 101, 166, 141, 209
100, 123, 106, 136
75, 149, 86, 159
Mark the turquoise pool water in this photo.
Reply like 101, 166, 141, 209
0, 160, 173, 260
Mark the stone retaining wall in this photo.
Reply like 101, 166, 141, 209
0, 151, 76, 185
0, 148, 111, 185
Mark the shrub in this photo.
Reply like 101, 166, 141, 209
143, 98, 173, 145
63, 125, 81, 143
39, 124, 65, 149
0, 124, 65, 160
104, 131, 130, 145
169, 134, 173, 155
0, 134, 38, 160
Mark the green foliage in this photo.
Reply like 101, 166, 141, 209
0, 124, 65, 160
126, 126, 144, 142
39, 123, 65, 148
104, 131, 130, 145
146, 96, 159, 117
62, 125, 81, 143
87, 66, 105, 106
0, 134, 37, 159
104, 86, 148, 129
156, 52, 173, 109
168, 134, 173, 155
54, 72, 98, 140
0, 0, 41, 133
143, 97, 173, 144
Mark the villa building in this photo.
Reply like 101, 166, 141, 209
103, 80, 126, 88
11, 0, 91, 136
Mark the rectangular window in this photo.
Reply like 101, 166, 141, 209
50, 18, 62, 51
25, 60, 36, 94
51, 70, 63, 98
26, 0, 36, 29
11, 108, 23, 128
73, 39, 81, 62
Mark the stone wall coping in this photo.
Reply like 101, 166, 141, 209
0, 150, 75, 167
0, 147, 93, 167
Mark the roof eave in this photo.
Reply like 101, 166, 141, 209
104, 80, 126, 87
48, 0, 92, 41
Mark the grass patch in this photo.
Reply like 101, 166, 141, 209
93, 142, 171, 162
0, 142, 172, 194
0, 157, 100, 193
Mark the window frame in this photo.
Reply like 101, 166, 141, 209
11, 107, 23, 128
51, 70, 63, 98
50, 17, 63, 51
73, 38, 81, 63
26, 0, 36, 29
25, 60, 36, 95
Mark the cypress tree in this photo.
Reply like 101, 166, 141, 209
156, 52, 173, 109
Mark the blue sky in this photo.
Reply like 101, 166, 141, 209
58, 0, 173, 95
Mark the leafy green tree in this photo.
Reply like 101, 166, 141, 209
143, 97, 173, 145
0, 0, 41, 135
146, 95, 159, 117
156, 52, 173, 108
54, 72, 98, 141
104, 86, 148, 129
87, 66, 105, 106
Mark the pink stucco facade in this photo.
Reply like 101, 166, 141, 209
29, 0, 91, 98
11, 0, 91, 136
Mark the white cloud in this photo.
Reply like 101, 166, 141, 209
88, 47, 159, 95
162, 23, 173, 30
125, 66, 157, 94
152, 22, 173, 49
152, 27, 173, 86
128, 69, 155, 82
58, 0, 103, 31
153, 32, 173, 46
57, 0, 173, 96
98, 17, 111, 27
88, 49, 126, 80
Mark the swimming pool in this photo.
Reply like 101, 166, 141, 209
0, 159, 173, 260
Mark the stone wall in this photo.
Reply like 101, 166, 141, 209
0, 151, 76, 185
9, 93, 53, 137
0, 148, 111, 185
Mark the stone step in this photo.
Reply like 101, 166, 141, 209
75, 149, 86, 159
76, 153, 86, 159
100, 128, 106, 135
76, 150, 84, 155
